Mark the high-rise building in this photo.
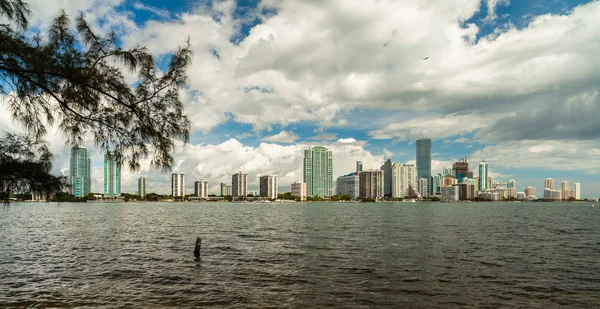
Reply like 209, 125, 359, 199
291, 181, 307, 201
574, 183, 581, 200
561, 180, 569, 201
220, 183, 228, 196
359, 170, 384, 199
458, 183, 475, 200
487, 177, 492, 191
138, 177, 146, 198
453, 160, 468, 183
418, 178, 429, 197
416, 139, 432, 194
507, 179, 516, 198
303, 146, 333, 197
232, 171, 247, 197
380, 159, 393, 197
467, 171, 474, 179
336, 172, 360, 199
544, 188, 561, 200
226, 185, 232, 196
524, 186, 537, 197
544, 178, 555, 190
356, 161, 363, 173
391, 163, 417, 198
441, 186, 459, 202
69, 146, 91, 198
259, 175, 278, 199
432, 174, 442, 195
103, 151, 121, 197
478, 161, 488, 191
517, 192, 526, 200
171, 172, 185, 197
442, 167, 454, 177
194, 179, 208, 198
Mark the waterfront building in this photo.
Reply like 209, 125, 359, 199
441, 186, 459, 202
488, 177, 492, 191
561, 180, 569, 200
574, 183, 581, 200
458, 183, 475, 200
103, 151, 121, 197
359, 170, 384, 199
524, 186, 537, 198
336, 172, 359, 199
380, 159, 393, 197
517, 192, 526, 200
478, 191, 500, 201
453, 160, 468, 183
69, 146, 91, 197
432, 174, 442, 195
418, 178, 429, 197
507, 179, 516, 198
220, 183, 228, 196
232, 171, 247, 197
544, 178, 555, 190
416, 139, 432, 194
138, 177, 146, 198
303, 146, 334, 197
392, 163, 417, 198
226, 185, 232, 196
291, 181, 307, 201
543, 188, 561, 200
473, 176, 480, 193
259, 175, 278, 199
356, 161, 363, 173
478, 161, 488, 191
492, 188, 508, 200
171, 172, 185, 197
194, 179, 208, 198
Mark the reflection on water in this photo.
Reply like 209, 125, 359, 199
1, 202, 599, 308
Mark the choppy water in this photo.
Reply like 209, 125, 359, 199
1, 202, 599, 308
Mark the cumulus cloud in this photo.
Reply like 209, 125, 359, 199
261, 130, 299, 143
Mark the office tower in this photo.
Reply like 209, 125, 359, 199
524, 186, 537, 197
359, 170, 384, 199
356, 161, 363, 173
574, 183, 581, 200
416, 139, 432, 194
458, 183, 475, 200
473, 176, 479, 192
220, 183, 227, 196
232, 172, 248, 197
171, 172, 185, 197
441, 186, 459, 202
194, 180, 208, 198
443, 175, 456, 187
291, 181, 307, 201
561, 180, 569, 201
226, 185, 232, 196
544, 178, 555, 190
336, 172, 359, 199
69, 146, 91, 197
432, 174, 442, 195
138, 177, 146, 198
303, 146, 333, 197
487, 177, 492, 190
507, 179, 516, 198
418, 178, 429, 197
467, 171, 474, 178
442, 167, 454, 177
380, 159, 393, 197
103, 151, 121, 197
478, 161, 488, 191
391, 163, 417, 198
259, 175, 278, 199
453, 159, 468, 183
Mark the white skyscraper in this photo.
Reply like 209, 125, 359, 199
171, 172, 185, 197
259, 175, 278, 199
478, 161, 488, 191
418, 178, 429, 197
392, 163, 417, 198
574, 182, 581, 200
232, 171, 247, 197
138, 177, 146, 198
507, 179, 516, 198
194, 179, 208, 198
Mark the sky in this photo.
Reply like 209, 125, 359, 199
1, 0, 600, 197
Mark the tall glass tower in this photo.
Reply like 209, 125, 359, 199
70, 146, 91, 197
104, 151, 121, 197
416, 139, 431, 194
303, 146, 333, 197
478, 161, 488, 191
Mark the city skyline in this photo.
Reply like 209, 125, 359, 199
2, 0, 599, 197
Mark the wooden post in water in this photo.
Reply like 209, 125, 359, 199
194, 237, 202, 259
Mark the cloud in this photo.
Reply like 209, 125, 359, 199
261, 130, 299, 143
484, 0, 510, 22
131, 1, 170, 19
308, 132, 338, 141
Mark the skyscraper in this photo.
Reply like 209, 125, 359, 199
194, 180, 208, 198
453, 160, 468, 183
232, 171, 247, 197
220, 183, 228, 196
544, 178, 555, 190
103, 151, 121, 197
69, 146, 91, 198
356, 161, 363, 173
418, 178, 429, 197
432, 174, 442, 195
416, 139, 432, 194
524, 186, 536, 197
259, 175, 278, 199
391, 163, 417, 198
138, 177, 146, 198
171, 172, 185, 197
291, 181, 307, 201
507, 179, 516, 198
380, 159, 392, 197
574, 182, 581, 200
359, 170, 384, 199
561, 180, 569, 200
303, 146, 333, 197
478, 161, 488, 191
336, 173, 359, 199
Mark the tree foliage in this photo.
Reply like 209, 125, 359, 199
0, 0, 192, 197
